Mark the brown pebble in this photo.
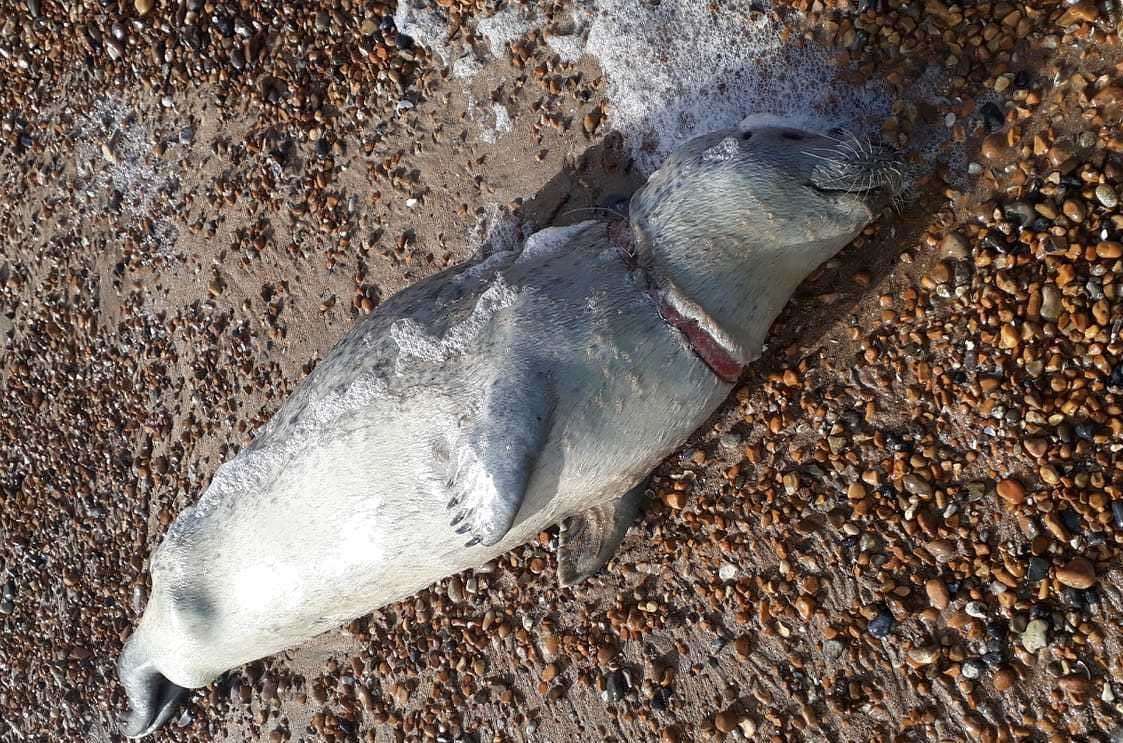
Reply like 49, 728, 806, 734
925, 578, 950, 610
1096, 241, 1123, 259
993, 666, 1017, 691
663, 491, 687, 509
996, 479, 1025, 506
714, 708, 742, 734
1056, 557, 1096, 589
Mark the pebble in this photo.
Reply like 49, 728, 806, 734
714, 709, 743, 734
446, 575, 465, 604
1021, 619, 1049, 653
603, 670, 627, 703
1056, 557, 1096, 589
1039, 286, 1061, 321
995, 478, 1025, 506
961, 658, 984, 679
1095, 184, 1119, 209
1061, 199, 1086, 223
941, 232, 969, 258
903, 474, 933, 497
925, 578, 950, 610
907, 646, 939, 665
964, 601, 988, 619
1111, 501, 1123, 530
868, 608, 894, 639
1027, 557, 1049, 582
134, 0, 153, 14
926, 539, 956, 563
993, 666, 1016, 691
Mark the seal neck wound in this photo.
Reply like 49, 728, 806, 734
607, 221, 745, 384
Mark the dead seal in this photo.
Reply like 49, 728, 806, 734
117, 118, 902, 737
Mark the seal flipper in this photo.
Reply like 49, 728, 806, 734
447, 364, 554, 547
557, 482, 645, 586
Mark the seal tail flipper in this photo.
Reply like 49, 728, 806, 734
557, 481, 646, 586
117, 635, 189, 738
446, 361, 555, 548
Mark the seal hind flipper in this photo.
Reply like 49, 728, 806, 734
447, 363, 555, 547
557, 482, 646, 586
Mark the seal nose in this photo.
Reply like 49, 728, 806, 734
117, 637, 189, 738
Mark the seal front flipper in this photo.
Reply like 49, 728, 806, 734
447, 364, 555, 547
557, 482, 645, 586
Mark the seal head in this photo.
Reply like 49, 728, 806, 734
628, 121, 901, 367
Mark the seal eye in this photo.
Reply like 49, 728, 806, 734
740, 131, 753, 141
781, 131, 805, 141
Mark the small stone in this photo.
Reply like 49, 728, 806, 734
1062, 199, 1086, 223
999, 323, 1019, 349
903, 474, 933, 497
604, 669, 627, 703
908, 645, 939, 665
996, 479, 1025, 506
1095, 184, 1119, 209
447, 575, 465, 604
961, 658, 984, 679
823, 639, 844, 659
925, 539, 956, 563
1022, 437, 1048, 458
1040, 286, 1061, 321
1096, 241, 1123, 259
393, 683, 410, 706
542, 663, 559, 682
926, 578, 950, 610
941, 232, 969, 258
134, 0, 153, 15
714, 709, 742, 734
733, 636, 752, 659
1056, 557, 1096, 589
868, 608, 894, 638
993, 666, 1017, 691
1020, 619, 1049, 652
964, 601, 988, 619
662, 491, 687, 510
1111, 501, 1123, 529
1027, 557, 1049, 582
1057, 0, 1099, 24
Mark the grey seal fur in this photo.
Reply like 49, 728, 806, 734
117, 118, 901, 737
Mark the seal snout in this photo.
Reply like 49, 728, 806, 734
807, 131, 906, 211
117, 635, 189, 738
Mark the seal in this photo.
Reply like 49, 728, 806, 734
116, 119, 902, 737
